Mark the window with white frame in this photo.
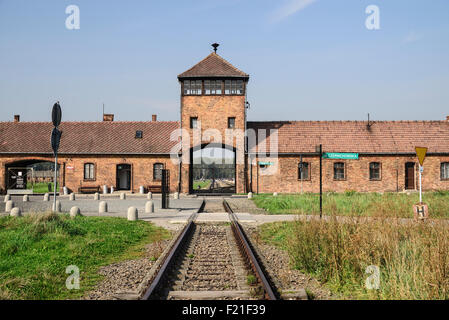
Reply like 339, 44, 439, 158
183, 80, 202, 95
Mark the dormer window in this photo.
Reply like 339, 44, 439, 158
184, 80, 202, 95
135, 130, 143, 139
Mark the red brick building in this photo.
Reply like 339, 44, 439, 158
1, 49, 449, 194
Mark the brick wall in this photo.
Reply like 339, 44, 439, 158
180, 94, 246, 193
249, 155, 449, 193
0, 154, 179, 194
2, 153, 449, 194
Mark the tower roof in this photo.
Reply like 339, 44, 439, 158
178, 52, 249, 79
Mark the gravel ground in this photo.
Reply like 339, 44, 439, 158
83, 239, 171, 300
243, 225, 335, 300
226, 197, 268, 214
177, 224, 238, 291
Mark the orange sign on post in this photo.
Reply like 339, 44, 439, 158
415, 147, 427, 166
415, 146, 428, 207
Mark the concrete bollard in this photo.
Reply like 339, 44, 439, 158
94, 192, 100, 200
173, 192, 179, 200
127, 206, 138, 221
63, 186, 68, 195
10, 207, 22, 217
120, 192, 126, 200
52, 200, 61, 212
99, 201, 108, 213
4, 194, 11, 202
139, 186, 144, 194
23, 194, 29, 202
43, 193, 49, 201
70, 206, 81, 218
5, 200, 14, 213
110, 186, 114, 193
103, 185, 108, 194
273, 192, 278, 197
69, 193, 76, 201
145, 201, 154, 213
248, 192, 253, 199
147, 192, 152, 200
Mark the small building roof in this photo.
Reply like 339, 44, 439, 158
247, 120, 449, 154
0, 121, 180, 155
178, 53, 249, 79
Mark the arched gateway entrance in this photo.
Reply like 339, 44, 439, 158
190, 144, 236, 194
5, 159, 60, 193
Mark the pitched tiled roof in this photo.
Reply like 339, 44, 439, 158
0, 121, 180, 154
247, 121, 449, 154
2, 120, 448, 155
178, 53, 249, 79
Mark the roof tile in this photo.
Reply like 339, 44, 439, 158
247, 121, 449, 154
0, 121, 180, 154
178, 53, 249, 79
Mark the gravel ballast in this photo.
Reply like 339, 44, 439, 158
83, 239, 171, 300
243, 225, 334, 300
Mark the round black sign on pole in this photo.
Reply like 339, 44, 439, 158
51, 127, 62, 156
52, 102, 62, 127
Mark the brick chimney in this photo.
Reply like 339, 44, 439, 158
103, 114, 114, 122
152, 114, 157, 122
14, 115, 20, 122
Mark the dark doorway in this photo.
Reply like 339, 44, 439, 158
116, 164, 131, 190
405, 162, 415, 190
190, 145, 236, 194
5, 160, 58, 193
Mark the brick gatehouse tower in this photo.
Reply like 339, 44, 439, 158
178, 43, 249, 194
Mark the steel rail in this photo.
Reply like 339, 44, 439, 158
141, 200, 204, 300
223, 199, 278, 300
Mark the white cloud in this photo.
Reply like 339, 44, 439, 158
271, 0, 317, 23
403, 31, 422, 44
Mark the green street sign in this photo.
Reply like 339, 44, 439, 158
323, 153, 359, 160
258, 161, 274, 165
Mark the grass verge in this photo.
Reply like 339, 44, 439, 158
259, 219, 449, 300
193, 179, 212, 190
0, 213, 170, 300
26, 182, 58, 194
252, 191, 449, 218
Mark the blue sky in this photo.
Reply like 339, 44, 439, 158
0, 0, 448, 122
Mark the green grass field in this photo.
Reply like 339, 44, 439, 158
26, 182, 58, 194
259, 219, 449, 300
193, 179, 212, 190
0, 213, 170, 299
252, 191, 449, 219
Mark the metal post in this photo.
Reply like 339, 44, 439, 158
53, 154, 57, 212
419, 165, 422, 203
300, 155, 303, 194
319, 144, 323, 219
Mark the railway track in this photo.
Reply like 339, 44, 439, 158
141, 198, 278, 300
